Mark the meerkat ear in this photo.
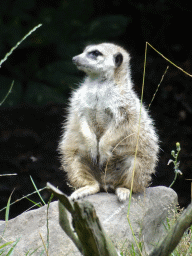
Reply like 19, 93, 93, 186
114, 52, 123, 67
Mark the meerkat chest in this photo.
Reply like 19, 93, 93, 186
86, 107, 112, 136
82, 82, 116, 134
88, 92, 113, 134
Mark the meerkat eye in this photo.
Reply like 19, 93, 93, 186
87, 50, 103, 59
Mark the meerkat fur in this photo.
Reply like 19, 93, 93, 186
58, 43, 159, 202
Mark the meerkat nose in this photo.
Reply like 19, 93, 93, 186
72, 56, 78, 64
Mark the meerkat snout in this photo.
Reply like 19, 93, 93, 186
72, 56, 81, 67
72, 56, 78, 63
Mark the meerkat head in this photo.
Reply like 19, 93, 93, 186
72, 43, 130, 80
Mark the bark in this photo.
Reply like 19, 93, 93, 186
47, 182, 118, 256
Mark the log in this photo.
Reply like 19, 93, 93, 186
47, 182, 119, 256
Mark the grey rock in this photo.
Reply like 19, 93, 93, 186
0, 186, 177, 255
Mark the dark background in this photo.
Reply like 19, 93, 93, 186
0, 0, 192, 220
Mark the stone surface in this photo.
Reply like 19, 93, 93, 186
0, 186, 177, 255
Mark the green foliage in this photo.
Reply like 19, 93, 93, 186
168, 142, 182, 188
0, 0, 130, 107
0, 238, 20, 255
0, 178, 52, 255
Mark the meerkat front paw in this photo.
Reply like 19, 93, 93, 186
116, 187, 130, 202
70, 184, 100, 201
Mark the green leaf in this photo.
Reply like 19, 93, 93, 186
0, 242, 14, 249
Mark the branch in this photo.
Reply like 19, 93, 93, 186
150, 202, 192, 256
47, 183, 119, 256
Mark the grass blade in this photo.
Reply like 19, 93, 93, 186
6, 237, 21, 256
5, 190, 14, 223
30, 176, 46, 205
147, 42, 192, 77
0, 81, 14, 106
0, 24, 42, 67
0, 242, 14, 249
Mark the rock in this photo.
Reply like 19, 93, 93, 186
0, 186, 177, 255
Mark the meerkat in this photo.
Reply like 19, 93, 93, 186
58, 43, 159, 202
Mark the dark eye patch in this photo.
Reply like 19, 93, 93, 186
87, 50, 103, 58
